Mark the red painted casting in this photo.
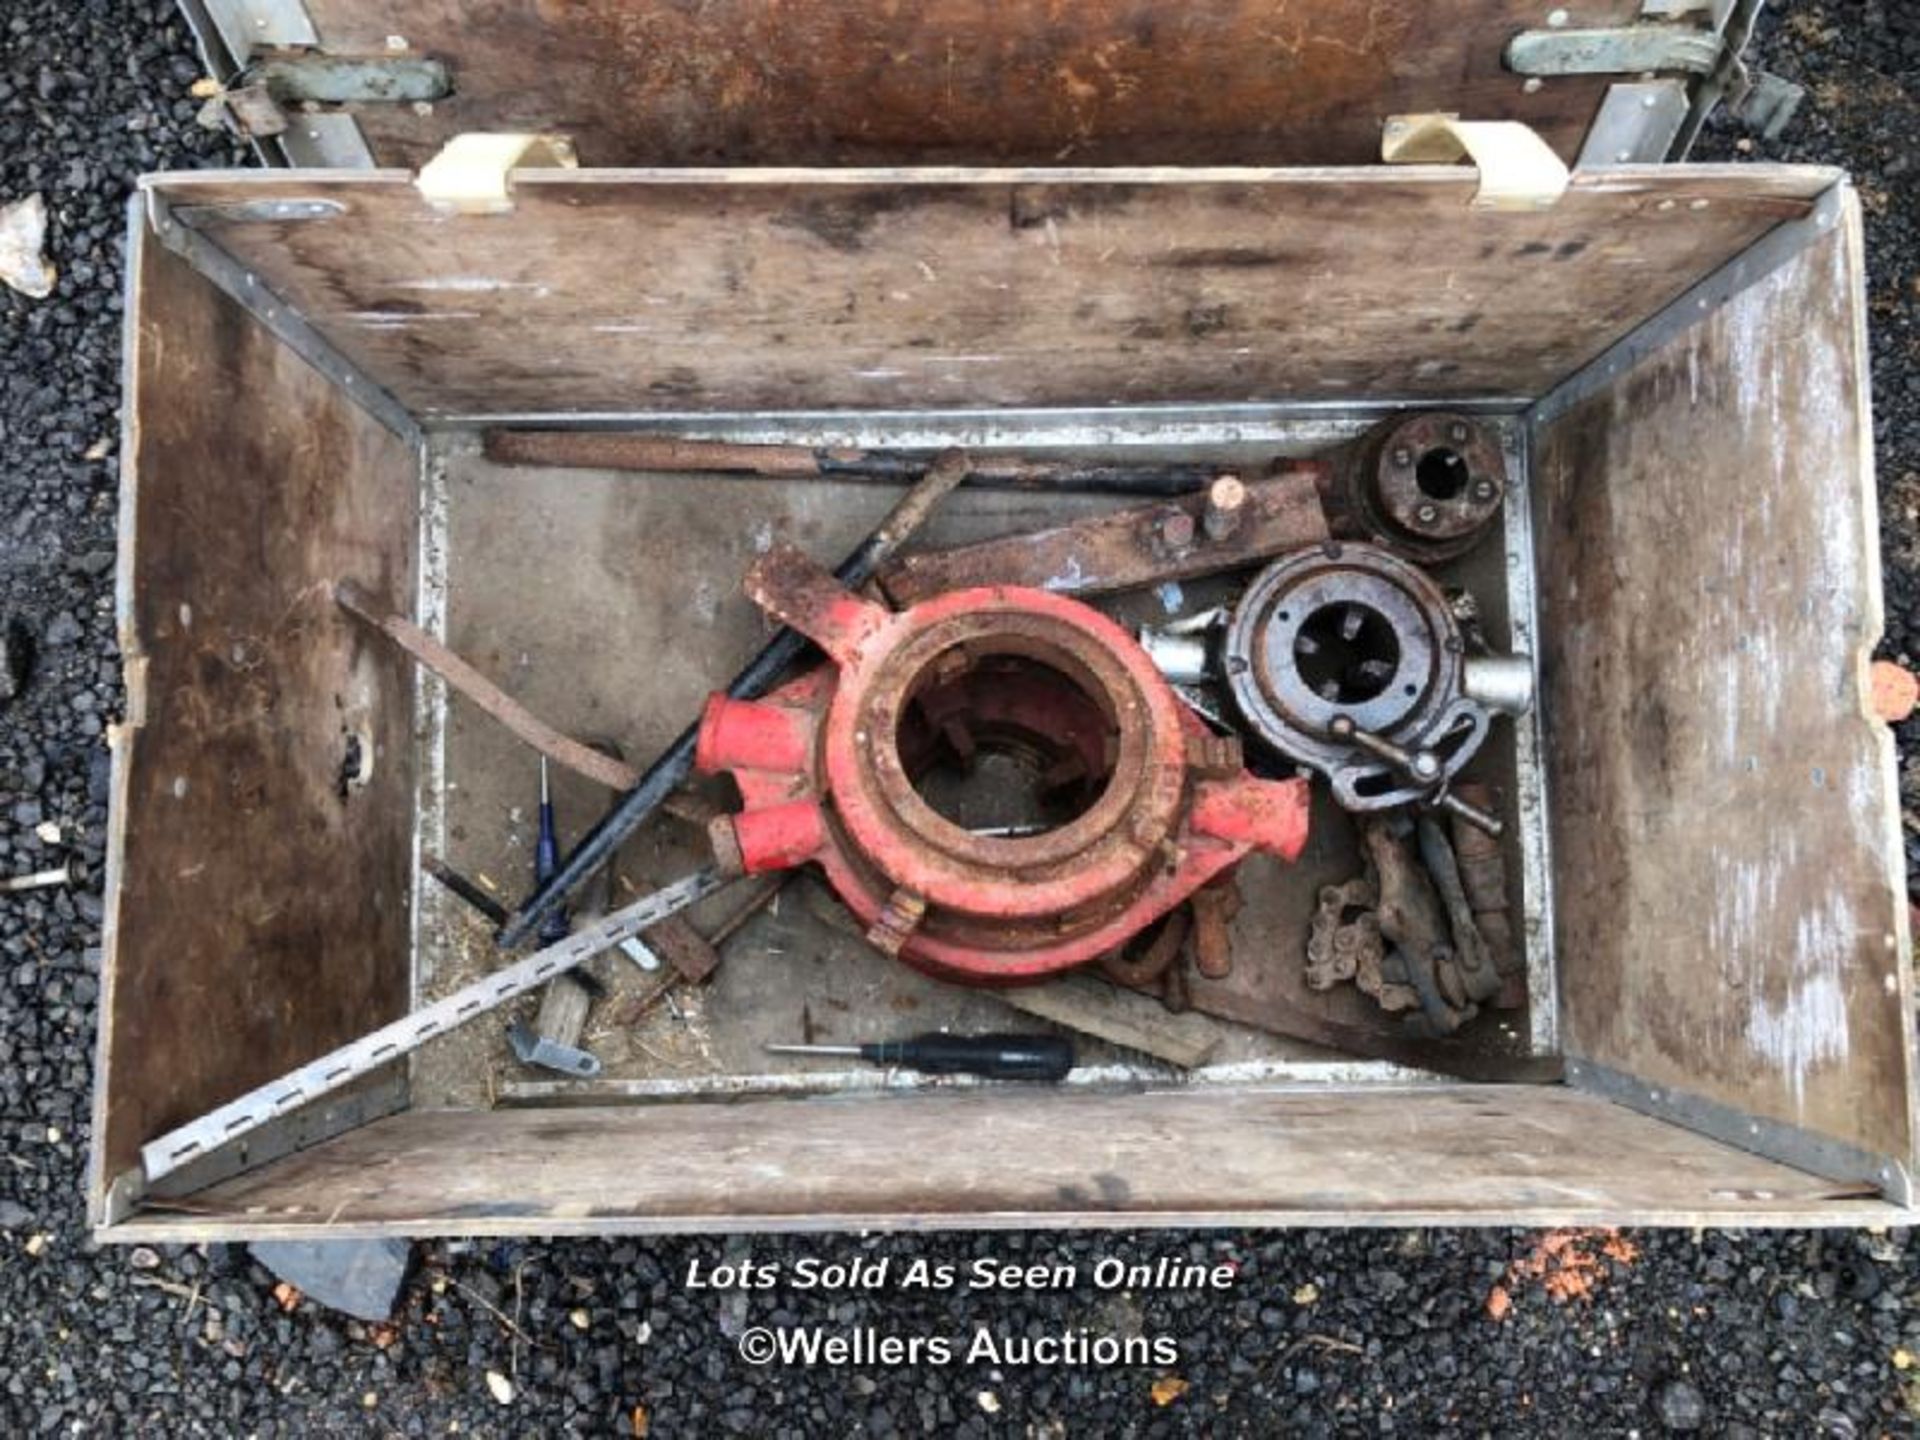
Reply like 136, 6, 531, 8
696, 545, 1310, 984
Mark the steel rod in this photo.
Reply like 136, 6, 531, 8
482, 429, 1215, 497
335, 579, 641, 793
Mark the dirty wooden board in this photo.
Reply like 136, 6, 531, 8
416, 441, 1337, 1104
91, 231, 419, 1214
1533, 215, 1916, 1169
114, 1087, 1896, 1240
304, 0, 1635, 170
148, 168, 1834, 418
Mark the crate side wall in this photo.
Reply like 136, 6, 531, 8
148, 167, 1829, 420
100, 1086, 1905, 1239
301, 0, 1635, 171
91, 227, 422, 1213
1531, 206, 1917, 1175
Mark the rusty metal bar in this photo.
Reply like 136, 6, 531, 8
877, 467, 1330, 605
481, 428, 1220, 497
335, 579, 642, 793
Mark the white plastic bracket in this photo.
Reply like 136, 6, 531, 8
415, 133, 579, 215
1381, 114, 1571, 212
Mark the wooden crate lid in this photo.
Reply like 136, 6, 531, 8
191, 0, 1720, 170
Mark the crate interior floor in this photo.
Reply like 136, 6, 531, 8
408, 427, 1536, 1109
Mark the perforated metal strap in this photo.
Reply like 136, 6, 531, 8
139, 867, 724, 1187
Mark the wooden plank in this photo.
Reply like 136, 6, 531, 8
89, 228, 419, 1219
112, 1086, 1897, 1240
1000, 974, 1228, 1069
306, 0, 1634, 170
1533, 208, 1916, 1170
151, 167, 1833, 418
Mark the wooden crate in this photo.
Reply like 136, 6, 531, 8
88, 154, 1914, 1236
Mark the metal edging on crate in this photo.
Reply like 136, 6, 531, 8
1499, 420, 1557, 1055
200, 0, 318, 58
138, 869, 728, 1188
408, 434, 455, 1019
137, 185, 423, 448
425, 398, 1536, 434
496, 1060, 1444, 1108
1530, 179, 1851, 425
1565, 1058, 1915, 1208
103, 1070, 411, 1227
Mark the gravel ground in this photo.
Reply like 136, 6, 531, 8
2, 3, 1918, 1436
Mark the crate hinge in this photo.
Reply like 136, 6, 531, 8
416, 133, 580, 215
1508, 0, 1804, 156
1579, 80, 1690, 166
1380, 114, 1570, 211
1506, 23, 1725, 77
252, 53, 452, 105
196, 53, 451, 147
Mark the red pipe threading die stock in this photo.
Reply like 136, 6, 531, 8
695, 545, 1309, 984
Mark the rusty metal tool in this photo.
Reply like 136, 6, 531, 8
877, 469, 1329, 605
1317, 412, 1508, 563
1449, 782, 1524, 1009
610, 872, 787, 1026
335, 579, 640, 793
1416, 814, 1501, 1006
698, 545, 1310, 983
482, 429, 1221, 497
1216, 543, 1513, 830
1329, 716, 1504, 836
139, 866, 726, 1186
496, 452, 971, 949
765, 1033, 1075, 1081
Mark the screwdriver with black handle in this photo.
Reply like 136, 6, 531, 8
765, 1032, 1075, 1082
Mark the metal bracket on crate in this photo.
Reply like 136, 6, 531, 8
249, 55, 452, 105
1578, 80, 1691, 167
135, 867, 725, 1189
1507, 3, 1805, 157
194, 56, 451, 154
199, 0, 318, 61
1564, 1058, 1917, 1208
1506, 24, 1725, 77
416, 133, 580, 215
1380, 114, 1570, 211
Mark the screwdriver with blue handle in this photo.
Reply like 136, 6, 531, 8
538, 756, 662, 972
765, 1032, 1075, 1081
535, 757, 571, 945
